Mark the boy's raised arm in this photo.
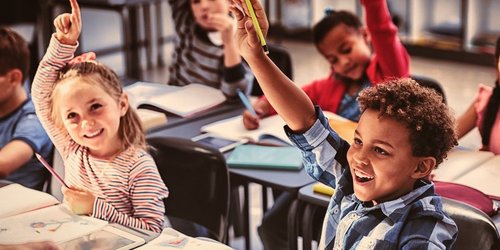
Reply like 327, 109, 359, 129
229, 0, 316, 132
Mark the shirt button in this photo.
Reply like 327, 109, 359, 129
369, 240, 375, 246
333, 208, 339, 214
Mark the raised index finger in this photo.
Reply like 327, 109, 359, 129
69, 0, 81, 19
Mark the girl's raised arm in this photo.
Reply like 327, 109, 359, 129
229, 0, 316, 132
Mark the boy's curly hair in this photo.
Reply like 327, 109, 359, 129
358, 78, 457, 166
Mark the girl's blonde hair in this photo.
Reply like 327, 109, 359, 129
51, 61, 146, 150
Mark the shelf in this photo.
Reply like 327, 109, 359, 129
404, 43, 495, 66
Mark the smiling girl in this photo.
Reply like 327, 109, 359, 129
31, 0, 168, 233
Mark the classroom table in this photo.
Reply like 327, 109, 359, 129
148, 104, 315, 250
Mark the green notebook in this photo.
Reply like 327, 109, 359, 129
227, 145, 303, 171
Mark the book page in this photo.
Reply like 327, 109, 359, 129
125, 82, 226, 117
146, 84, 226, 117
136, 109, 168, 130
0, 204, 108, 244
200, 115, 290, 144
136, 227, 233, 250
0, 183, 59, 219
125, 82, 179, 104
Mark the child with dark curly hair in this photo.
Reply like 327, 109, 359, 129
230, 0, 458, 248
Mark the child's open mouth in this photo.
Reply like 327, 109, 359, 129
84, 128, 104, 138
354, 169, 374, 183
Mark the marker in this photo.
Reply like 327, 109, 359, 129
35, 153, 69, 188
244, 0, 269, 54
237, 89, 257, 116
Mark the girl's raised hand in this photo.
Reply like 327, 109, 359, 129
228, 0, 269, 60
54, 0, 81, 45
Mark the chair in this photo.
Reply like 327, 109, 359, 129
442, 197, 500, 250
251, 43, 293, 96
146, 136, 230, 243
411, 74, 447, 104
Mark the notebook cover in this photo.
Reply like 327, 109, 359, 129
227, 145, 303, 171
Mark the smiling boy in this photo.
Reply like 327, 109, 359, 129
284, 79, 459, 249
229, 0, 458, 248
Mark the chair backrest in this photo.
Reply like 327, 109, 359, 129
251, 43, 293, 96
146, 136, 230, 243
442, 197, 500, 250
411, 74, 447, 103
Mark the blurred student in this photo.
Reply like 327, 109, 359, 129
243, 0, 409, 129
456, 37, 500, 155
0, 27, 53, 191
167, 0, 254, 97
32, 0, 168, 232
230, 0, 458, 248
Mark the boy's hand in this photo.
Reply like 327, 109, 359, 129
62, 185, 96, 215
54, 0, 81, 45
228, 0, 269, 60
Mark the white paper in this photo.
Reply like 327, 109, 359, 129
201, 114, 291, 144
125, 82, 226, 117
136, 228, 233, 250
0, 184, 59, 219
0, 204, 108, 244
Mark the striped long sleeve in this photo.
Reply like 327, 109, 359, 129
32, 35, 169, 233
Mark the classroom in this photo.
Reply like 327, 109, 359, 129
1, 0, 499, 249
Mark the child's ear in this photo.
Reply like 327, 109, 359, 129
411, 157, 436, 179
6, 69, 23, 85
119, 92, 129, 117
360, 27, 371, 45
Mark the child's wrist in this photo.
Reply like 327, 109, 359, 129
55, 34, 78, 46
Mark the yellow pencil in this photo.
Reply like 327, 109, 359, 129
244, 0, 269, 54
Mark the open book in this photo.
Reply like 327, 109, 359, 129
200, 114, 291, 145
0, 184, 109, 245
125, 81, 226, 118
200, 111, 356, 146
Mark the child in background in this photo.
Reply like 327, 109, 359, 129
243, 0, 409, 129
167, 0, 254, 97
456, 37, 500, 154
0, 27, 53, 191
32, 0, 168, 233
230, 0, 458, 248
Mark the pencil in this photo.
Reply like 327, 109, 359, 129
237, 89, 257, 116
35, 153, 69, 188
244, 0, 269, 54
